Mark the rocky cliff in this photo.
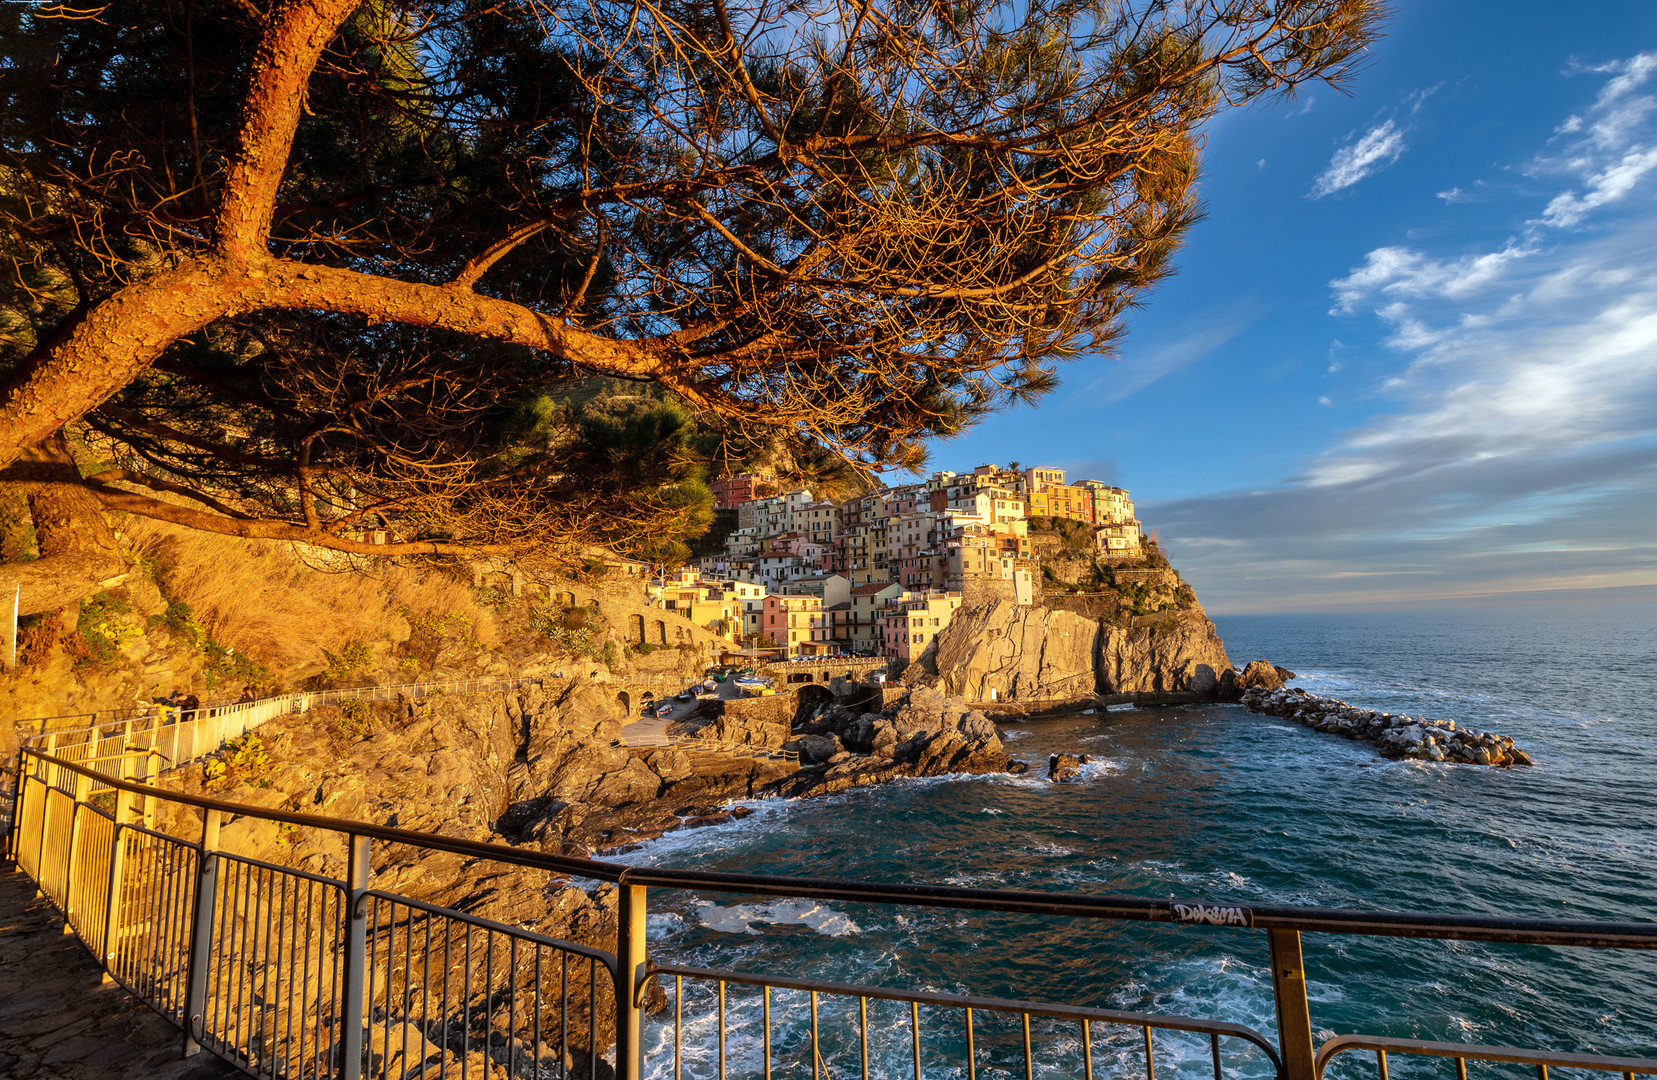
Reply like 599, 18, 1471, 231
1097, 610, 1233, 695
920, 602, 1099, 702
909, 599, 1237, 703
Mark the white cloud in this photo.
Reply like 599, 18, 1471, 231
1317, 396, 1332, 407
1155, 54, 1657, 610
1312, 119, 1407, 197
1330, 243, 1531, 313
1307, 231, 1657, 490
1540, 146, 1657, 226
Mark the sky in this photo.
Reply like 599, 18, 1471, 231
930, 0, 1657, 614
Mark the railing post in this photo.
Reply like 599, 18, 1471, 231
5, 744, 26, 863
615, 880, 648, 1080
339, 833, 371, 1080
142, 750, 160, 832
1269, 928, 1316, 1080
100, 753, 137, 983
183, 808, 221, 1057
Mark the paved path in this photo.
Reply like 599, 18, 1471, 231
0, 867, 238, 1080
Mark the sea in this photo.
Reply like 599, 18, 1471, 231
614, 603, 1657, 1080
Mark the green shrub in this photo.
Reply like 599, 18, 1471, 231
324, 639, 373, 680
156, 601, 200, 643
203, 733, 273, 788
531, 602, 608, 658
71, 591, 136, 668
324, 698, 376, 746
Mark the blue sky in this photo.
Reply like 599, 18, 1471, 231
932, 1, 1657, 613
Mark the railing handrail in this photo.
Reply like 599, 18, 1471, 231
20, 745, 1657, 950
11, 674, 544, 742
1314, 1034, 1657, 1079
648, 960, 1284, 1049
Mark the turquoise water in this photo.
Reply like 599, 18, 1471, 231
619, 603, 1657, 1080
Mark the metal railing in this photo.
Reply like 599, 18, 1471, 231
8, 742, 1657, 1080
12, 675, 545, 744
1, 676, 544, 841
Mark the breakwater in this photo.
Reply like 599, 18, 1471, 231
1240, 685, 1534, 766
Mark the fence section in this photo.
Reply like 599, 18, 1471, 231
9, 744, 1657, 1080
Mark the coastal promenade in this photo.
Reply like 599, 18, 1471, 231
0, 868, 236, 1080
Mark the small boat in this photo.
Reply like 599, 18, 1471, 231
1106, 703, 1135, 713
734, 675, 773, 697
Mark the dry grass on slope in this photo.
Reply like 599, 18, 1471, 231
124, 519, 498, 671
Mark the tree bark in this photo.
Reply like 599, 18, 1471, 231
0, 433, 129, 616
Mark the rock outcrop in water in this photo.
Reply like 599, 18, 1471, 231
1241, 686, 1534, 766
774, 686, 1013, 797
1048, 753, 1090, 782
910, 600, 1238, 704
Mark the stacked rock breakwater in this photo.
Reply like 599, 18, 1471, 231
1241, 686, 1534, 767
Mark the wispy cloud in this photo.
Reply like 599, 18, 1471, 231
1157, 54, 1657, 612
1312, 119, 1407, 197
1534, 51, 1657, 227
1540, 147, 1657, 226
1070, 308, 1256, 404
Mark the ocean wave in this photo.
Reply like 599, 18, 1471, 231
693, 898, 861, 937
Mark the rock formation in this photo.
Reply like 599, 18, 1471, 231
1241, 686, 1534, 766
918, 601, 1098, 702
1096, 611, 1233, 695
1047, 753, 1090, 782
773, 687, 1011, 797
909, 600, 1238, 704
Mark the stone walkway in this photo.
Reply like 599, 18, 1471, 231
0, 866, 239, 1080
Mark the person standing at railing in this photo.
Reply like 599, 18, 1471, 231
178, 690, 200, 722
237, 685, 256, 704
150, 688, 181, 725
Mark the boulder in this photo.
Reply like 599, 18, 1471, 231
786, 734, 841, 765
1048, 753, 1090, 783
1235, 660, 1295, 692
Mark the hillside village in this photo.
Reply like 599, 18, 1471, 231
644, 463, 1150, 664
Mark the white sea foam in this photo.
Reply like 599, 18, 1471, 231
693, 898, 861, 937
1073, 758, 1122, 779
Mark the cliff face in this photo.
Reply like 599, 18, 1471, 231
1097, 611, 1232, 694
910, 600, 1235, 703
920, 601, 1098, 702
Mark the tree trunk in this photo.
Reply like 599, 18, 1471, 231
0, 432, 129, 616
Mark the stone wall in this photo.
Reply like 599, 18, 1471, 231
698, 694, 794, 748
